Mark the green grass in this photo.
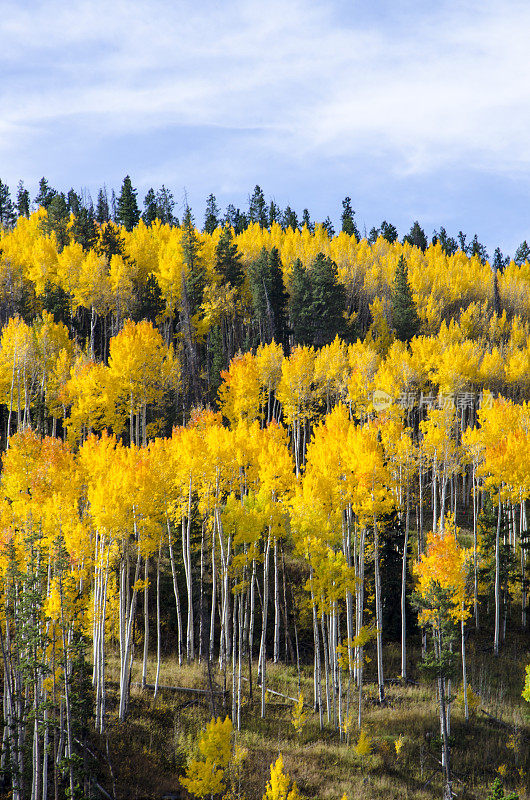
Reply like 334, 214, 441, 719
90, 628, 530, 800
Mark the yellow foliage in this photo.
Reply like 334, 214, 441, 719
291, 693, 307, 735
354, 729, 372, 758
180, 716, 233, 799
262, 755, 301, 800
456, 684, 481, 717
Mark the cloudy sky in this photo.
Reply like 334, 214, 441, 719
2, 0, 530, 255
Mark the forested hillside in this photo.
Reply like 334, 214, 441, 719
0, 181, 528, 800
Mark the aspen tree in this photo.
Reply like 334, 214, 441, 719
413, 517, 471, 800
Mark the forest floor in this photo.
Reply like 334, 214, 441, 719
86, 627, 530, 800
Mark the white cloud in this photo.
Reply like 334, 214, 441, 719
2, 0, 530, 192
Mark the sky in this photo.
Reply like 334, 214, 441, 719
2, 0, 530, 256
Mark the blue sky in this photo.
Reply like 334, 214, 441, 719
2, 0, 530, 256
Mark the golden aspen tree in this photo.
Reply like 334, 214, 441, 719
107, 318, 180, 445
413, 516, 471, 800
262, 754, 301, 800
218, 351, 261, 427
180, 716, 233, 799
277, 345, 315, 474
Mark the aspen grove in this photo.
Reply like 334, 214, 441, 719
0, 204, 528, 800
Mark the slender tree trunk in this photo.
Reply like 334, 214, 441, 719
401, 491, 410, 680
167, 520, 183, 666
494, 491, 502, 656
142, 557, 149, 688
373, 515, 385, 703
260, 533, 271, 719
154, 544, 162, 697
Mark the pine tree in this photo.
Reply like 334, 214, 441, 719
70, 204, 97, 251
143, 188, 158, 225
249, 247, 288, 348
215, 225, 243, 288
34, 177, 57, 210
368, 226, 379, 244
67, 188, 82, 217
96, 221, 126, 260
485, 778, 519, 799
403, 220, 427, 251
514, 240, 530, 266
42, 192, 69, 248
309, 253, 346, 346
434, 227, 458, 256
268, 200, 281, 227
0, 180, 16, 228
470, 234, 488, 264
204, 193, 220, 234
156, 185, 176, 225
282, 205, 298, 231
96, 186, 110, 223
16, 180, 30, 218
301, 208, 313, 232
182, 206, 205, 316
380, 220, 398, 243
458, 230, 469, 254
322, 216, 335, 237
341, 196, 360, 238
492, 247, 509, 272
391, 255, 419, 342
248, 185, 268, 227
116, 175, 140, 231
289, 259, 313, 345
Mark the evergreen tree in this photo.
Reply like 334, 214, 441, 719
492, 247, 509, 273
0, 180, 16, 228
380, 220, 398, 243
391, 255, 420, 342
322, 216, 335, 237
470, 234, 488, 264
368, 226, 379, 244
182, 206, 205, 316
204, 193, 220, 234
282, 205, 298, 231
96, 221, 126, 260
223, 203, 237, 228
156, 185, 176, 225
433, 227, 458, 256
309, 253, 346, 346
301, 208, 313, 232
458, 231, 469, 254
248, 185, 268, 227
249, 247, 288, 348
485, 778, 519, 799
116, 175, 139, 231
34, 177, 57, 210
16, 180, 30, 218
96, 186, 110, 224
70, 204, 97, 251
42, 192, 69, 248
233, 208, 248, 234
208, 323, 225, 398
143, 188, 158, 225
404, 220, 427, 251
289, 258, 314, 345
514, 240, 530, 266
341, 196, 360, 238
132, 274, 165, 323
268, 200, 281, 227
215, 225, 243, 288
67, 188, 82, 217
